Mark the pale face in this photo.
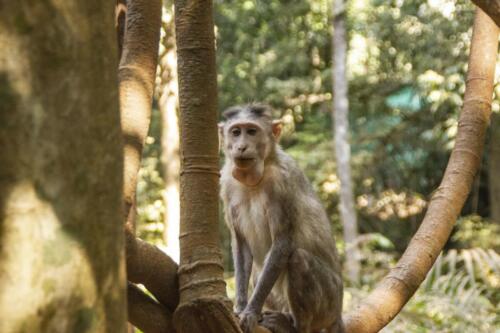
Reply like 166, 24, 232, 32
225, 122, 270, 170
220, 110, 282, 187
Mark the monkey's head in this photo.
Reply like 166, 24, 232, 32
219, 104, 282, 186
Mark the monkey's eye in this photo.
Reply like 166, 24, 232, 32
247, 128, 258, 136
231, 128, 241, 137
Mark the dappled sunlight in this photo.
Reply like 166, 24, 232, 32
0, 181, 102, 331
322, 173, 341, 194
357, 190, 427, 221
427, 0, 457, 18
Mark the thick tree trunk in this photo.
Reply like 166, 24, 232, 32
173, 1, 241, 332
159, 3, 181, 262
332, 0, 361, 284
0, 2, 126, 332
344, 8, 499, 332
471, 0, 500, 27
489, 112, 500, 223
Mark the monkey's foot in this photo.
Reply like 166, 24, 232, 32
259, 311, 297, 333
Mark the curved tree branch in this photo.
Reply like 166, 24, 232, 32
471, 0, 500, 27
344, 8, 499, 332
119, 0, 162, 226
125, 226, 180, 311
128, 283, 176, 333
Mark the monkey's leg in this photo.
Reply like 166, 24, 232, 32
287, 249, 343, 333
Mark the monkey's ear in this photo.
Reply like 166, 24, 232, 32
218, 122, 225, 150
272, 120, 283, 139
218, 122, 225, 137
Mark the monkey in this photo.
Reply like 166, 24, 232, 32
219, 104, 344, 333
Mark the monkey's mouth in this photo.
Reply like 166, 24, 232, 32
234, 157, 256, 168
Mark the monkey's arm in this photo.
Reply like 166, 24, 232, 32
232, 231, 253, 313
245, 200, 293, 315
244, 234, 292, 314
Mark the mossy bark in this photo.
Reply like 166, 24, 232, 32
0, 1, 126, 332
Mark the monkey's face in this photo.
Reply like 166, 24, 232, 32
219, 105, 282, 186
224, 122, 271, 171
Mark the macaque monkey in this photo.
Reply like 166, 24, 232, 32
219, 105, 344, 333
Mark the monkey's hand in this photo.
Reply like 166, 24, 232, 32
239, 308, 261, 333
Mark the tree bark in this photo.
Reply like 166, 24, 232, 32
173, 1, 241, 332
127, 283, 175, 333
471, 0, 500, 27
0, 2, 126, 332
119, 0, 162, 227
125, 225, 179, 312
344, 8, 499, 332
332, 0, 361, 284
489, 112, 500, 223
117, 1, 180, 331
159, 2, 181, 263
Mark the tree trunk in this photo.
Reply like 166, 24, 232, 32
344, 8, 499, 332
159, 2, 181, 262
0, 2, 126, 332
332, 0, 361, 284
173, 1, 241, 332
489, 112, 500, 223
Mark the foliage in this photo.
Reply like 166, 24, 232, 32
424, 248, 499, 302
137, 106, 166, 244
343, 247, 499, 332
383, 248, 499, 332
452, 215, 500, 250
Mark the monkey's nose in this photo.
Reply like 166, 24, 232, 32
238, 146, 247, 152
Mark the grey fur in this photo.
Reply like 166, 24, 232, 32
220, 105, 344, 333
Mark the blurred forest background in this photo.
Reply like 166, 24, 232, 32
138, 0, 499, 331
